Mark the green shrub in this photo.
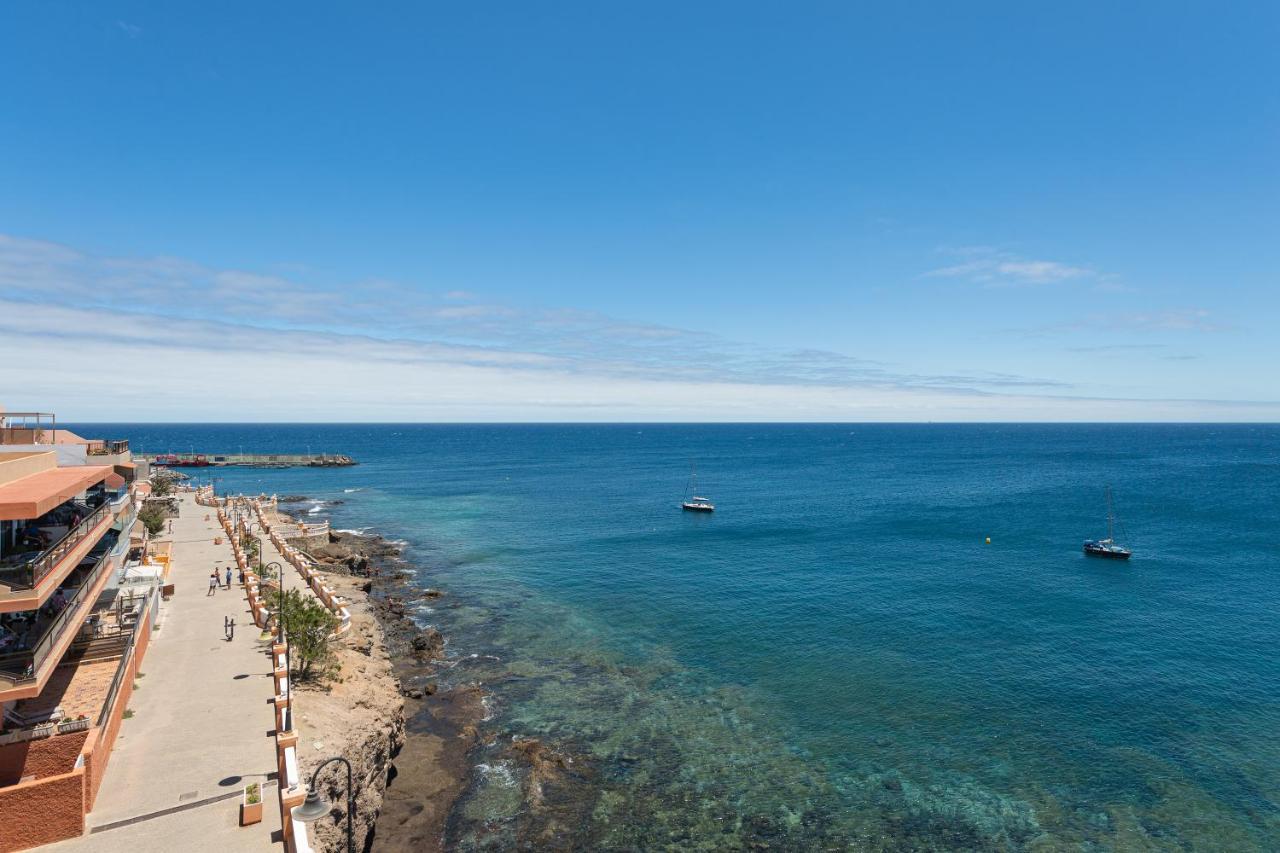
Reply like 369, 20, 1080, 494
138, 504, 167, 536
267, 589, 339, 682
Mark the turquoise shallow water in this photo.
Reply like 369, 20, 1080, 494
79, 424, 1280, 849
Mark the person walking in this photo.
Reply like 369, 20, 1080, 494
208, 571, 218, 596
225, 567, 233, 589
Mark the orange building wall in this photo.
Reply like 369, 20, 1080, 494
0, 769, 85, 852
84, 614, 151, 810
0, 730, 89, 787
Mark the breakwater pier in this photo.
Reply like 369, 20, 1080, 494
146, 451, 357, 468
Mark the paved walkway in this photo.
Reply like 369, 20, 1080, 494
48, 492, 281, 852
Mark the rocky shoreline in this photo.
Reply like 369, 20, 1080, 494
284, 516, 487, 852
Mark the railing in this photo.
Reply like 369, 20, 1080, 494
96, 592, 150, 727
291, 520, 330, 538
0, 549, 114, 684
87, 440, 130, 456
0, 503, 111, 590
32, 503, 111, 588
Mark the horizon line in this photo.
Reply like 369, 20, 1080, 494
54, 420, 1280, 426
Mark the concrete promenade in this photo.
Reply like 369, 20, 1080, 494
49, 492, 281, 852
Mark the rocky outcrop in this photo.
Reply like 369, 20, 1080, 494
505, 737, 598, 847
411, 627, 445, 660
309, 709, 405, 853
286, 519, 484, 853
307, 531, 403, 576
294, 571, 406, 853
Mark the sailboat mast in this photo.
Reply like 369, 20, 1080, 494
1106, 486, 1114, 541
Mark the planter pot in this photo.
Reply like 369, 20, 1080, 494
240, 787, 263, 826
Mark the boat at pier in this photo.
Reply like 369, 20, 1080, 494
154, 453, 212, 467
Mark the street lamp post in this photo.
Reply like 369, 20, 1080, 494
293, 756, 355, 853
263, 559, 289, 719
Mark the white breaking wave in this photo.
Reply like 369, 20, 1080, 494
476, 760, 516, 787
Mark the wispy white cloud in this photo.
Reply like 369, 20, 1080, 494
0, 232, 1072, 396
1, 233, 1272, 421
925, 246, 1094, 286
116, 21, 142, 39
1066, 344, 1168, 353
1120, 308, 1230, 333
1029, 308, 1230, 338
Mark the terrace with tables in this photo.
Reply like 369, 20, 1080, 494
1, 590, 148, 739
0, 530, 122, 697
0, 469, 125, 603
0, 587, 154, 851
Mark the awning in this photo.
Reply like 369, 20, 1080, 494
0, 465, 113, 520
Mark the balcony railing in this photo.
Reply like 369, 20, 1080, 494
0, 503, 111, 590
96, 591, 151, 727
86, 440, 130, 456
0, 549, 113, 684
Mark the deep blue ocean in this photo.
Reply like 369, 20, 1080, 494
73, 424, 1280, 849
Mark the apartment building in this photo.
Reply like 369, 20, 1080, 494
0, 410, 156, 851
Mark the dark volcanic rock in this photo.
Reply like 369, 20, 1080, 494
411, 628, 445, 660
365, 559, 485, 853
506, 737, 598, 846
278, 494, 310, 503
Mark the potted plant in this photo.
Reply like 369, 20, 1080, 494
240, 782, 263, 826
58, 714, 91, 734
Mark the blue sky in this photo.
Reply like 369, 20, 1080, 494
1, 2, 1277, 420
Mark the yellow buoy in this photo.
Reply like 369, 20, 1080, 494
985, 537, 991, 544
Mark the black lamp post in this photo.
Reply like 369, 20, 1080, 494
263, 558, 290, 720
293, 756, 354, 853
246, 522, 266, 567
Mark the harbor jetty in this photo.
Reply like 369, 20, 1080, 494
146, 452, 357, 468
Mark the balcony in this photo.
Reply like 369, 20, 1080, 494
86, 440, 129, 457
1, 589, 149, 745
0, 543, 116, 694
0, 503, 112, 593
86, 440, 132, 467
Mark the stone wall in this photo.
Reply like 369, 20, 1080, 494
0, 730, 89, 786
0, 769, 86, 852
